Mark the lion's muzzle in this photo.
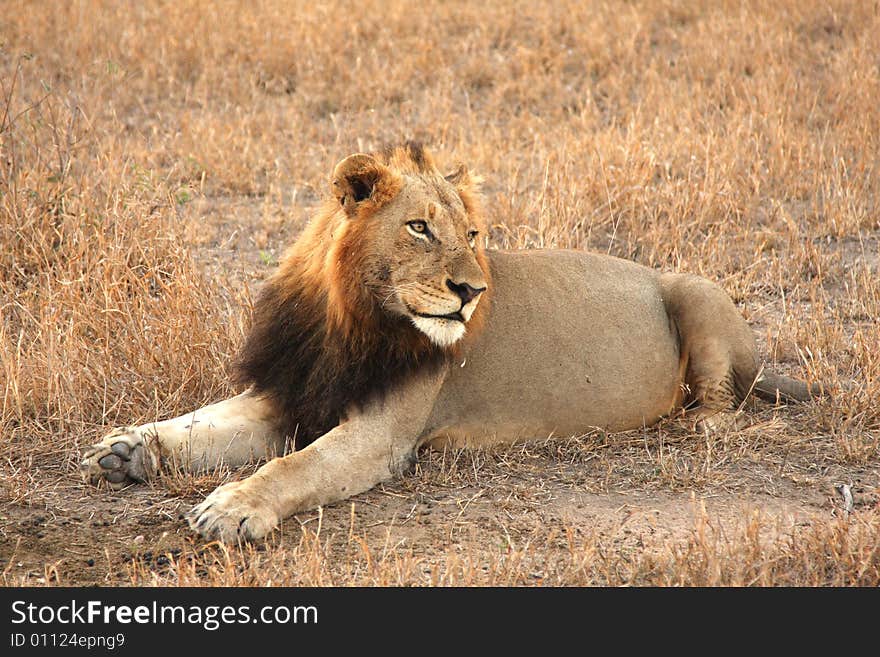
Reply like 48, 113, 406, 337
446, 279, 486, 306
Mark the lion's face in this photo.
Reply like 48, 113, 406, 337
331, 146, 489, 347
373, 177, 488, 347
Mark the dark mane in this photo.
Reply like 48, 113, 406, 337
233, 275, 449, 450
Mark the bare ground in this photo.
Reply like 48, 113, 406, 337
2, 426, 878, 586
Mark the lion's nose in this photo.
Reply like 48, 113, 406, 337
446, 279, 486, 305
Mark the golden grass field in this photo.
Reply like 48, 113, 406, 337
1, 0, 878, 585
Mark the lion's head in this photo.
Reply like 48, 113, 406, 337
326, 143, 490, 346
235, 143, 491, 448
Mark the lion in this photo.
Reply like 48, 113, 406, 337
81, 142, 821, 543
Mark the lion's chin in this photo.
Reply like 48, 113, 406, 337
410, 316, 466, 347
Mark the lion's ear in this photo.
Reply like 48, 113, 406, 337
331, 154, 396, 217
445, 164, 482, 191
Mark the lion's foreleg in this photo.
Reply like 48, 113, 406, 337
187, 421, 416, 541
186, 371, 446, 542
81, 390, 283, 489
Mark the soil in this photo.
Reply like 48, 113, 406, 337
1, 432, 876, 585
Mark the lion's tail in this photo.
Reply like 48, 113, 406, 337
752, 370, 826, 403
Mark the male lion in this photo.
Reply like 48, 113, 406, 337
81, 143, 819, 542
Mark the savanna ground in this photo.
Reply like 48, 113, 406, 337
1, 0, 879, 586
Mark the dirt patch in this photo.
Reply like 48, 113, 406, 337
2, 425, 876, 585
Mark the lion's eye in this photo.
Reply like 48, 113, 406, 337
467, 229, 479, 246
406, 220, 432, 240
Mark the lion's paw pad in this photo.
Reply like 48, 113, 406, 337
80, 428, 156, 490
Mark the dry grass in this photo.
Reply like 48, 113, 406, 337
1, 0, 878, 586
151, 510, 880, 587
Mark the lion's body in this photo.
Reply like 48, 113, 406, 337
81, 144, 819, 543
424, 249, 685, 446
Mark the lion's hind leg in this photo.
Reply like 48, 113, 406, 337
660, 273, 760, 433
81, 391, 283, 489
683, 347, 750, 433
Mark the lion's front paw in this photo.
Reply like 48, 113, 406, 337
80, 427, 159, 490
186, 481, 279, 543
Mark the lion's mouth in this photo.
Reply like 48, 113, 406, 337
405, 305, 469, 347
409, 309, 465, 323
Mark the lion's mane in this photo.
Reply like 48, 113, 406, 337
234, 143, 488, 449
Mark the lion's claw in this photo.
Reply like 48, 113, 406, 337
187, 482, 279, 543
